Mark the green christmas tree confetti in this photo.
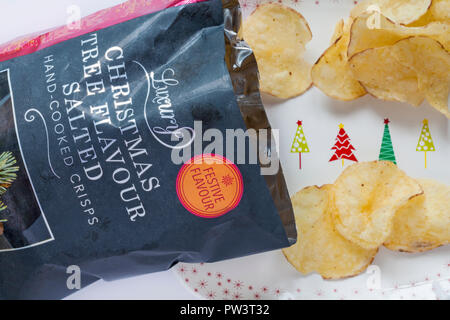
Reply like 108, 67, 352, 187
379, 118, 397, 165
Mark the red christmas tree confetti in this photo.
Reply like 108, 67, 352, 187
329, 123, 358, 167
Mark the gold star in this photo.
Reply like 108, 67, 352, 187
339, 123, 345, 129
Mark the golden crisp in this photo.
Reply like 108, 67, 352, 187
330, 161, 423, 250
312, 18, 366, 100
241, 4, 313, 98
283, 185, 377, 279
347, 13, 449, 58
349, 44, 425, 105
330, 19, 345, 45
385, 179, 450, 253
408, 0, 450, 26
390, 36, 450, 118
350, 0, 432, 25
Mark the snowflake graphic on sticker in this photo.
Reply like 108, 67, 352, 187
221, 174, 234, 187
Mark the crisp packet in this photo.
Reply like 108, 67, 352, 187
0, 0, 295, 299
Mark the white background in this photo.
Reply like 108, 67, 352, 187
0, 0, 198, 300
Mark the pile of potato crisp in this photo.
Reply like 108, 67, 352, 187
283, 161, 450, 279
240, 0, 450, 279
241, 0, 450, 118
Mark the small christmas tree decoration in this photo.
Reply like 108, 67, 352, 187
0, 151, 19, 233
379, 118, 397, 165
329, 123, 358, 167
290, 120, 310, 169
0, 151, 19, 196
416, 119, 435, 169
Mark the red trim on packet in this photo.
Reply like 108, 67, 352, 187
0, 0, 205, 62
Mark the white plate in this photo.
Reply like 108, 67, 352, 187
174, 0, 450, 300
